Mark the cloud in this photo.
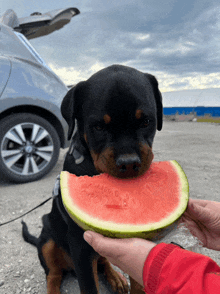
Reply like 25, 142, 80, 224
156, 72, 220, 92
48, 61, 220, 92
49, 61, 105, 85
24, 0, 220, 90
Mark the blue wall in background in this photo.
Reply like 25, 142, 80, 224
163, 107, 220, 116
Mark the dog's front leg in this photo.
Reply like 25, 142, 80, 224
130, 276, 145, 294
67, 230, 100, 294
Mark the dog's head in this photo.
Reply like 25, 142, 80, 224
61, 65, 163, 179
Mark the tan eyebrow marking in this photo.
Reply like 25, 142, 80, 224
103, 114, 111, 124
135, 109, 143, 119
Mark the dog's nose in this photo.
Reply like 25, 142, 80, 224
116, 154, 141, 172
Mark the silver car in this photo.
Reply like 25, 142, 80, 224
0, 8, 79, 183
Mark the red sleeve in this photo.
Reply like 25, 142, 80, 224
143, 243, 220, 294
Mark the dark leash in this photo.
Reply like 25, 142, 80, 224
0, 196, 52, 227
0, 172, 62, 227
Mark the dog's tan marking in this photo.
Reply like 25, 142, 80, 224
92, 258, 100, 293
90, 148, 115, 174
135, 109, 143, 119
139, 143, 154, 175
103, 114, 111, 124
42, 239, 74, 294
84, 133, 88, 143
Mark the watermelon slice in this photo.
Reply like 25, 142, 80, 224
60, 160, 189, 239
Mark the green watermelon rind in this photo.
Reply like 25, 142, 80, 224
60, 160, 189, 239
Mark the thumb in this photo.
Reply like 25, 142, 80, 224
83, 231, 112, 257
188, 200, 211, 222
83, 230, 102, 246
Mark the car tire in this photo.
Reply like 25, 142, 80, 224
0, 113, 60, 183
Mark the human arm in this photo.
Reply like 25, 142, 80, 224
143, 242, 220, 293
84, 231, 220, 293
83, 198, 220, 292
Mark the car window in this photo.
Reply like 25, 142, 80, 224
14, 31, 51, 71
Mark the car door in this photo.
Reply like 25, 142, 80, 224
0, 56, 11, 98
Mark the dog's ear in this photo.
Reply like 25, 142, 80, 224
61, 81, 87, 140
61, 87, 76, 140
145, 74, 163, 131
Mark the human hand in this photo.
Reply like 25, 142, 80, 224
181, 199, 220, 251
83, 231, 156, 286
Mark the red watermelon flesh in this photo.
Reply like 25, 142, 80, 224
60, 160, 189, 239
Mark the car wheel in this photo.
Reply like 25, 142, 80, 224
0, 113, 60, 183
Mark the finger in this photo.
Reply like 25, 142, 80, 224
83, 231, 126, 258
83, 231, 106, 255
187, 200, 214, 223
189, 198, 210, 207
83, 231, 155, 261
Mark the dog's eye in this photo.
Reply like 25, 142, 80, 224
93, 124, 104, 131
140, 118, 150, 128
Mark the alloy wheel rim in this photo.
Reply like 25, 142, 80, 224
1, 122, 54, 176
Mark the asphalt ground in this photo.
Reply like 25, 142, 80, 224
0, 121, 220, 293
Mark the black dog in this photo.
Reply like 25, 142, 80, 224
22, 64, 163, 294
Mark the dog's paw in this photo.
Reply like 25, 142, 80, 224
106, 268, 129, 294
98, 257, 129, 293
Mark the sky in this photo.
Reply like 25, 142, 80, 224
2, 0, 220, 92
